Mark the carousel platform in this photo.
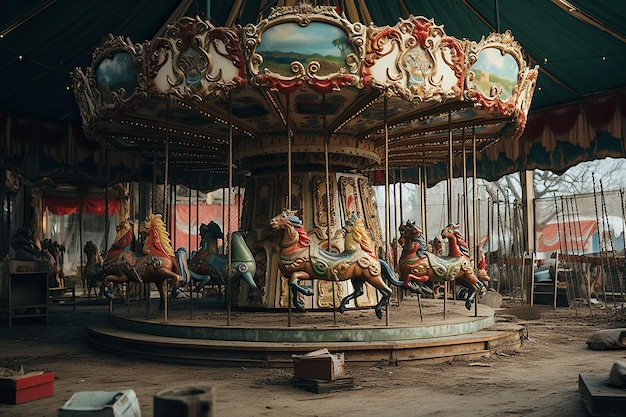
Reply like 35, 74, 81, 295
87, 295, 524, 368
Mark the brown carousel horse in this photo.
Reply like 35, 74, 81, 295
101, 214, 182, 310
83, 241, 105, 299
270, 210, 403, 319
398, 220, 487, 310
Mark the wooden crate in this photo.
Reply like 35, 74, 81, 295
293, 349, 345, 381
0, 371, 54, 404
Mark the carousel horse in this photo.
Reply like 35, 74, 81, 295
269, 209, 402, 319
41, 238, 66, 288
83, 241, 105, 299
398, 220, 486, 310
101, 215, 182, 311
440, 223, 491, 282
11, 225, 64, 287
11, 224, 47, 262
396, 220, 433, 295
175, 221, 257, 295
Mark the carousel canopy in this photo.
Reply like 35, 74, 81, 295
1, 1, 625, 189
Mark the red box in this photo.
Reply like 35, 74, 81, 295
0, 371, 54, 404
293, 349, 345, 381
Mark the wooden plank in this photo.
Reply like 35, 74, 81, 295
293, 377, 355, 394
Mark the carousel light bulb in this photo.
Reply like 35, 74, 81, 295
18, 55, 23, 61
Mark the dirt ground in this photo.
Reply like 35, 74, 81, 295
1, 294, 626, 417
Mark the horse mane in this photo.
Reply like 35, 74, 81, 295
143, 214, 175, 257
114, 221, 132, 242
350, 218, 375, 256
293, 224, 310, 246
282, 210, 309, 246
84, 241, 103, 263
453, 230, 470, 257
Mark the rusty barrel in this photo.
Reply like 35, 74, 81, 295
154, 385, 214, 417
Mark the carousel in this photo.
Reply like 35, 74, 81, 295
71, 2, 537, 366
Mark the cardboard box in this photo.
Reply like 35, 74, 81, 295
0, 371, 54, 404
293, 349, 345, 381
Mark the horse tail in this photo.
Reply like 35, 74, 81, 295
175, 247, 211, 290
476, 251, 491, 281
175, 248, 190, 285
379, 259, 403, 287
171, 254, 181, 275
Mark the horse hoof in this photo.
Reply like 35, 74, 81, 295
418, 284, 434, 295
375, 309, 383, 320
406, 282, 424, 294
103, 288, 114, 300
171, 287, 180, 299
458, 288, 468, 300
465, 300, 473, 310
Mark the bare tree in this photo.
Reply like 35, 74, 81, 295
479, 158, 626, 202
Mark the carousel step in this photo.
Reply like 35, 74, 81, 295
87, 322, 522, 368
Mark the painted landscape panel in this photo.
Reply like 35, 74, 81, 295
257, 22, 355, 77
95, 52, 140, 103
471, 48, 519, 100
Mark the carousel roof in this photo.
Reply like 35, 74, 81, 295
1, 1, 625, 188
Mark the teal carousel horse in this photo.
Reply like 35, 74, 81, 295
175, 221, 257, 294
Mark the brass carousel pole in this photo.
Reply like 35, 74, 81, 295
462, 129, 469, 242
105, 148, 110, 250
444, 113, 454, 318
163, 100, 171, 322
447, 113, 453, 223
195, 188, 200, 304
322, 94, 337, 327
152, 153, 157, 213
78, 198, 84, 297
227, 91, 233, 326
399, 169, 404, 225
148, 150, 158, 317
472, 128, 479, 316
462, 128, 471, 315
287, 93, 293, 327
410, 166, 424, 322
393, 170, 399, 268
398, 169, 403, 273
171, 179, 176, 252
421, 154, 427, 239
384, 94, 390, 326
421, 154, 428, 322
188, 171, 193, 317
137, 152, 144, 306
105, 147, 114, 314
